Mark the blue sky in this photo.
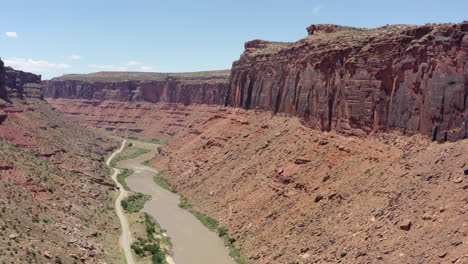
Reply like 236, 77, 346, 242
0, 0, 466, 79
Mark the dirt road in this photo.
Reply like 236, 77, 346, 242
106, 139, 135, 264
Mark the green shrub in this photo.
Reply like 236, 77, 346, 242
128, 137, 167, 145
110, 148, 150, 167
153, 171, 175, 193
131, 244, 144, 256
192, 211, 219, 230
177, 198, 247, 264
217, 226, 227, 237
178, 200, 192, 209
144, 213, 156, 237
121, 193, 150, 213
151, 252, 166, 264
116, 168, 134, 191
143, 243, 160, 255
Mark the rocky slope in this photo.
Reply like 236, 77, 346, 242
227, 22, 468, 141
44, 70, 230, 105
46, 98, 468, 264
0, 60, 122, 263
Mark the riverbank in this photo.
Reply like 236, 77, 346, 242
109, 139, 174, 264
117, 139, 235, 264
106, 139, 135, 264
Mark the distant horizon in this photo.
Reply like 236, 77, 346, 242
1, 0, 467, 79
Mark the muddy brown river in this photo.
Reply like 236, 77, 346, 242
116, 140, 236, 264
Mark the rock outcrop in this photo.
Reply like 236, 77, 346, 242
0, 60, 6, 100
44, 70, 230, 105
227, 22, 468, 141
0, 65, 43, 100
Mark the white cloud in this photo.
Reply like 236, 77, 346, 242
125, 60, 143, 66
69, 55, 81, 60
4, 57, 70, 72
89, 64, 128, 71
5, 32, 18, 38
140, 66, 153, 72
313, 5, 323, 16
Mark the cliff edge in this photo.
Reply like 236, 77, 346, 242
227, 22, 468, 141
44, 70, 230, 105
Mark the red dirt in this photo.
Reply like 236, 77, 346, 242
47, 98, 468, 264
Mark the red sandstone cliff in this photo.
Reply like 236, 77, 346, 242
0, 60, 6, 100
44, 70, 230, 105
227, 22, 468, 141
5, 67, 43, 99
0, 60, 43, 101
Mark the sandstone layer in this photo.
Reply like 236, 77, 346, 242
5, 66, 43, 99
0, 60, 6, 100
227, 22, 468, 141
47, 98, 468, 264
44, 70, 230, 105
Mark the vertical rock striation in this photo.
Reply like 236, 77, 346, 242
43, 70, 230, 105
0, 59, 6, 100
0, 64, 43, 101
227, 22, 468, 141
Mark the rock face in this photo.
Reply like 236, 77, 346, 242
227, 22, 468, 141
0, 60, 6, 100
44, 70, 230, 105
1, 66, 43, 100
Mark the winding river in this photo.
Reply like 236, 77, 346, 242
115, 140, 236, 264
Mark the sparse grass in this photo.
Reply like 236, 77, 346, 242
153, 172, 175, 193
228, 247, 248, 264
128, 137, 167, 145
121, 193, 150, 213
110, 148, 150, 167
178, 198, 219, 230
131, 237, 167, 264
192, 211, 219, 230
117, 168, 134, 191
177, 199, 192, 209
130, 213, 171, 264
52, 70, 230, 85
176, 197, 247, 264
113, 137, 245, 263
217, 226, 228, 237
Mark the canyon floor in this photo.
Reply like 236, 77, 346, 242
48, 98, 468, 264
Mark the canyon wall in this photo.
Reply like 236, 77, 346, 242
44, 70, 230, 105
47, 98, 468, 264
227, 22, 468, 141
0, 60, 6, 100
1, 66, 43, 100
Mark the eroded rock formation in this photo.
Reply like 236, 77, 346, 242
44, 70, 230, 105
1, 66, 43, 100
227, 22, 468, 141
0, 60, 6, 100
